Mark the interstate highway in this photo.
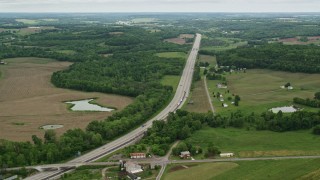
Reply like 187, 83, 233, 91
25, 33, 202, 180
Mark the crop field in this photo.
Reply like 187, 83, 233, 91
184, 127, 320, 158
164, 38, 186, 45
277, 36, 320, 45
184, 79, 211, 113
0, 57, 133, 141
207, 69, 320, 114
155, 52, 187, 59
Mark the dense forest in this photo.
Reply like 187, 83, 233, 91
217, 44, 320, 73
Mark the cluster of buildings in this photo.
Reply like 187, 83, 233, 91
117, 153, 147, 180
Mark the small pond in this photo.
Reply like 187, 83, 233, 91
270, 106, 298, 113
65, 99, 114, 112
41, 124, 64, 130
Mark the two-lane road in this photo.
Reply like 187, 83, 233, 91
25, 34, 202, 180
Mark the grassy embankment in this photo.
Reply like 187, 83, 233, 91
184, 55, 216, 113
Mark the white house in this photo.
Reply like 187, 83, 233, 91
288, 86, 293, 90
180, 151, 191, 158
220, 153, 234, 158
223, 103, 228, 108
217, 83, 228, 89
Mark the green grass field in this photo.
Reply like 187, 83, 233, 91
184, 127, 320, 158
155, 52, 187, 59
160, 75, 181, 93
163, 159, 320, 180
214, 159, 320, 180
132, 18, 157, 23
61, 169, 102, 180
199, 55, 217, 66
184, 78, 212, 113
56, 50, 77, 55
206, 69, 320, 114
201, 37, 247, 52
15, 19, 39, 25
163, 162, 238, 180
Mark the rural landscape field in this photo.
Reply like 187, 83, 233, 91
0, 57, 133, 141
1, 3, 320, 180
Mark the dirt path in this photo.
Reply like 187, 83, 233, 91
204, 76, 215, 113
156, 141, 180, 180
101, 167, 108, 180
163, 141, 180, 161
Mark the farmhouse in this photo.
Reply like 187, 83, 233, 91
0, 61, 6, 65
180, 151, 191, 159
217, 83, 227, 89
223, 103, 228, 108
125, 162, 143, 174
220, 153, 234, 158
130, 153, 146, 159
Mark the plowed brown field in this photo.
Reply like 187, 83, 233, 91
0, 57, 133, 141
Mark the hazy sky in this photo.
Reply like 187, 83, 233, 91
0, 0, 319, 12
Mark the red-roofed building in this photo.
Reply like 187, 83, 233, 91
130, 153, 146, 159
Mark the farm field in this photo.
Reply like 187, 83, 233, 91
277, 36, 320, 45
184, 127, 320, 158
0, 57, 133, 141
155, 52, 187, 59
206, 69, 320, 114
164, 34, 194, 45
0, 26, 56, 36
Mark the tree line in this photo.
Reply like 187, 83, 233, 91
124, 109, 320, 157
217, 43, 320, 73
293, 92, 320, 108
